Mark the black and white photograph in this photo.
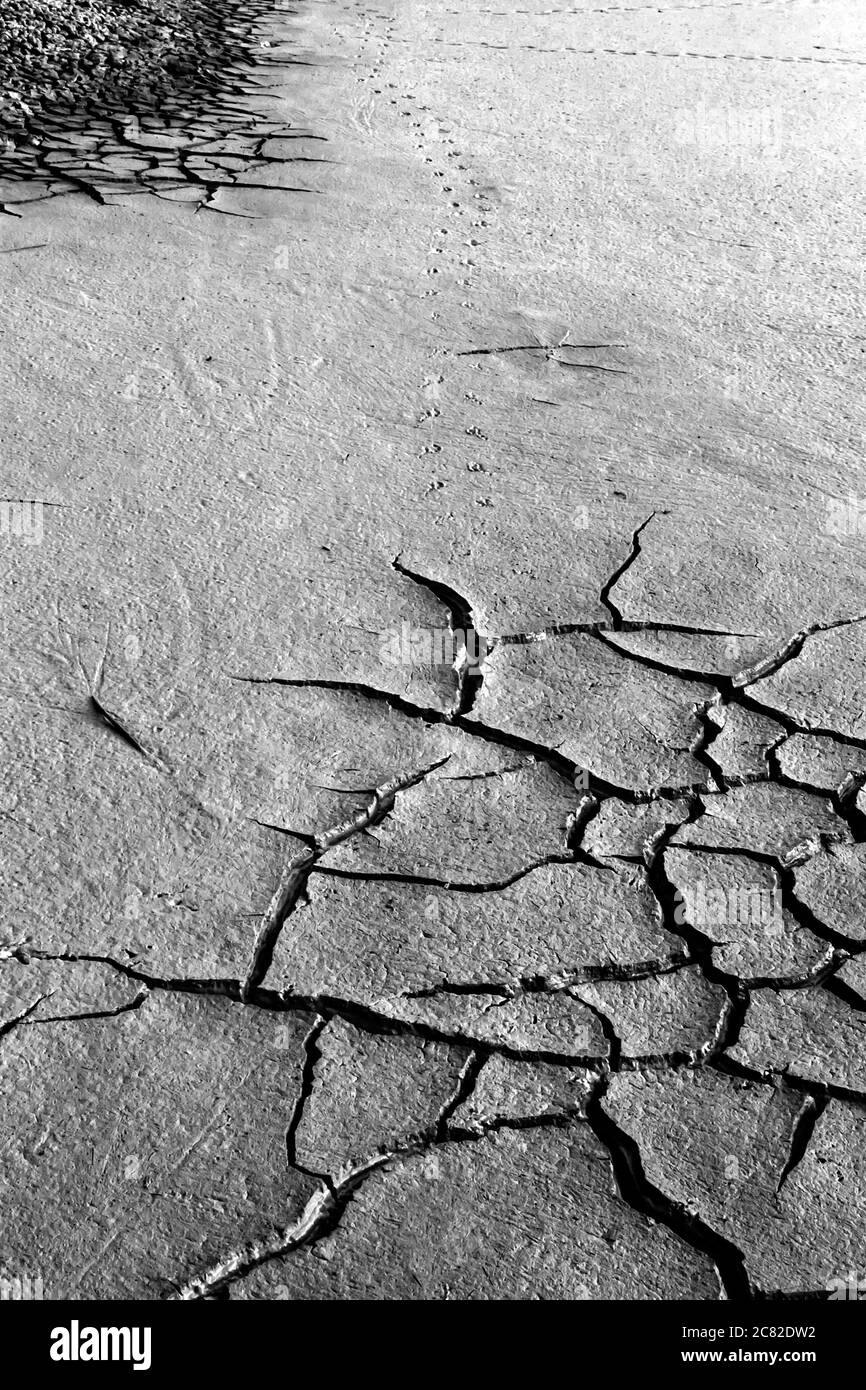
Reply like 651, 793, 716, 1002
0, 0, 863, 1360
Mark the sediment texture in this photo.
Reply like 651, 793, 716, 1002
1, 0, 863, 1302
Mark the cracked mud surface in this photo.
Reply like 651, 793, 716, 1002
1, 0, 258, 128
1, 0, 865, 1303
0, 0, 322, 216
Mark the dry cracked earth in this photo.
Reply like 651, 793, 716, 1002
1, 0, 865, 1303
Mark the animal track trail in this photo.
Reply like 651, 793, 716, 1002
386, 92, 496, 480
347, 5, 399, 133
446, 0, 821, 16
424, 37, 866, 65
